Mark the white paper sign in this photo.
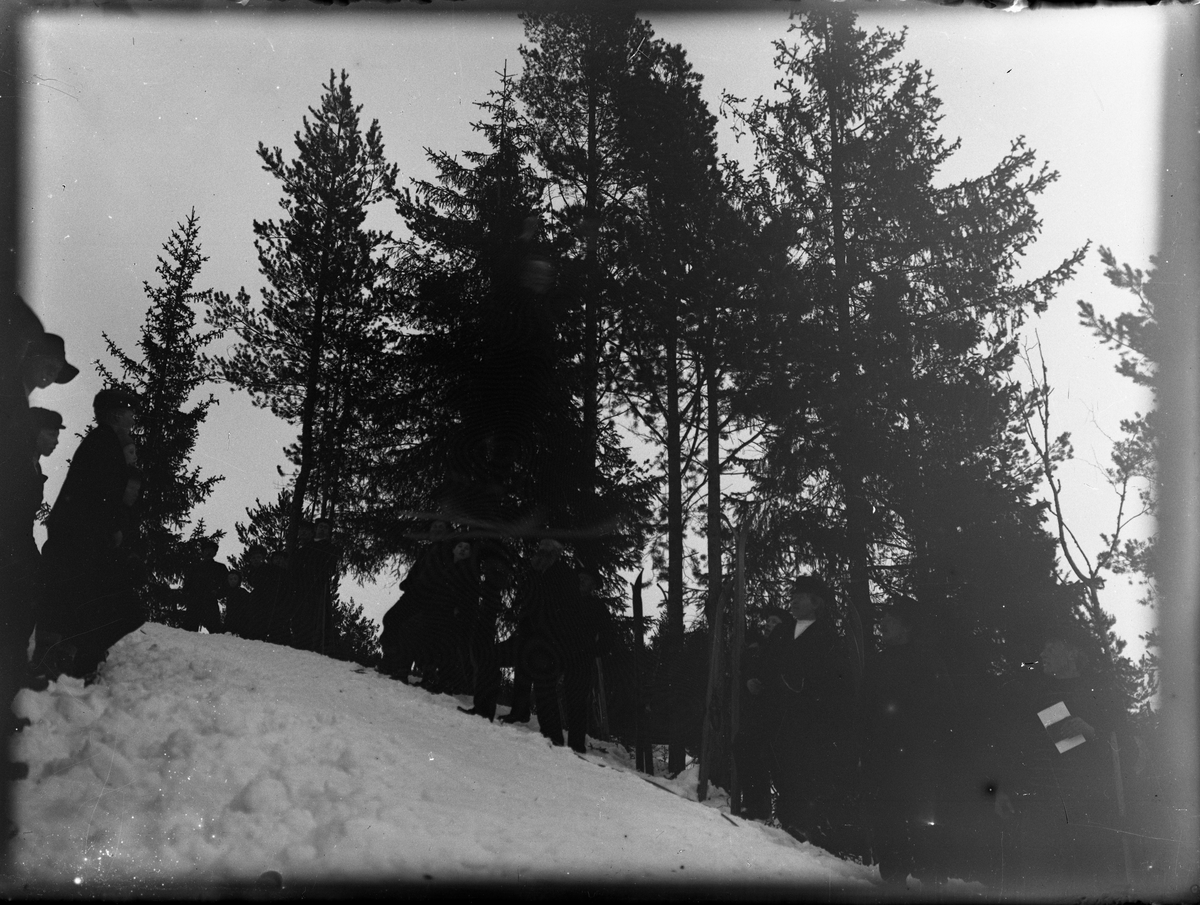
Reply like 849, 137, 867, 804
1054, 735, 1087, 754
1037, 701, 1070, 728
1037, 701, 1086, 753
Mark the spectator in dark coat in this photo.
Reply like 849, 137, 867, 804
734, 576, 859, 854
413, 537, 478, 694
291, 518, 339, 654
236, 546, 271, 641
260, 550, 292, 645
992, 632, 1134, 898
221, 569, 255, 639
64, 464, 147, 679
36, 388, 143, 681
459, 540, 512, 721
379, 521, 452, 682
506, 539, 601, 753
283, 520, 316, 648
732, 609, 789, 821
863, 600, 960, 885
0, 408, 62, 681
42, 388, 134, 563
180, 538, 227, 634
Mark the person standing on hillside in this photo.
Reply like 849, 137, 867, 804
261, 550, 293, 645
994, 631, 1135, 898
731, 608, 789, 821
504, 539, 599, 753
36, 388, 141, 681
0, 408, 63, 686
740, 576, 860, 854
291, 518, 340, 654
862, 599, 960, 886
459, 540, 512, 721
379, 520, 453, 683
221, 569, 255, 640
180, 538, 227, 634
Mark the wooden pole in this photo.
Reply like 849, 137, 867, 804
729, 525, 747, 815
1110, 731, 1135, 891
698, 584, 728, 802
593, 657, 610, 741
632, 571, 652, 775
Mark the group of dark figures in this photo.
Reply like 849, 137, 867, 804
733, 577, 1162, 896
0, 302, 144, 697
378, 525, 608, 754
0, 294, 341, 700
179, 526, 339, 655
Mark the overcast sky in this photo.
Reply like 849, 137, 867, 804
18, 1, 1169, 657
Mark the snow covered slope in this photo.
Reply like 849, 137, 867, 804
6, 622, 881, 896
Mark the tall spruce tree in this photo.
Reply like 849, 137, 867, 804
383, 66, 651, 590
727, 8, 1088, 683
208, 70, 402, 575
98, 210, 223, 625
516, 10, 656, 578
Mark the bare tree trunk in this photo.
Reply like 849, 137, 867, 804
698, 584, 727, 801
632, 572, 653, 775
579, 48, 602, 579
706, 347, 722, 623
729, 524, 747, 815
825, 17, 872, 678
288, 268, 329, 555
666, 329, 686, 776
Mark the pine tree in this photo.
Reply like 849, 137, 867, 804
329, 593, 381, 668
98, 210, 223, 625
232, 488, 293, 559
208, 70, 402, 576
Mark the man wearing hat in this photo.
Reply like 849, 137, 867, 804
180, 538, 227, 634
36, 387, 143, 681
1, 326, 78, 442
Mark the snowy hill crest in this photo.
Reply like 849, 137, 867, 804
7, 623, 878, 893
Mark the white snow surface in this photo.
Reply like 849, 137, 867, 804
6, 622, 882, 895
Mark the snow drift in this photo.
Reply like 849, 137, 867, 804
5, 622, 884, 896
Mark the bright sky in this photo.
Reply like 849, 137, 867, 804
19, 3, 1167, 658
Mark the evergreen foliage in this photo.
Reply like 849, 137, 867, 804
98, 210, 224, 626
384, 65, 653, 598
518, 9, 741, 775
208, 70, 403, 577
723, 8, 1098, 697
329, 592, 381, 668
1078, 247, 1158, 602
1076, 247, 1160, 709
233, 488, 293, 559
